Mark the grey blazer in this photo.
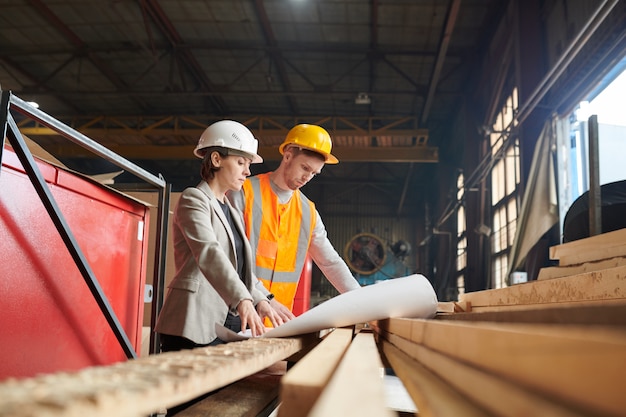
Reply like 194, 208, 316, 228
155, 181, 266, 344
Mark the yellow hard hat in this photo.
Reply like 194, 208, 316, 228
279, 124, 339, 164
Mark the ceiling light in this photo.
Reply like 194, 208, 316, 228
355, 92, 371, 105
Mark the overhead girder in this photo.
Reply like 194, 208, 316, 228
17, 115, 437, 163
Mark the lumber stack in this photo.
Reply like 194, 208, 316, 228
0, 336, 316, 417
539, 227, 626, 281
372, 228, 626, 417
2, 230, 625, 416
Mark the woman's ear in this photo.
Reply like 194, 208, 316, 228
210, 150, 221, 167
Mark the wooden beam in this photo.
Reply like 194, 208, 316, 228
308, 332, 394, 417
403, 319, 626, 417
380, 340, 489, 417
538, 256, 626, 280
176, 373, 282, 417
459, 265, 626, 308
550, 228, 626, 265
379, 333, 587, 417
279, 328, 354, 417
0, 337, 312, 417
433, 300, 626, 326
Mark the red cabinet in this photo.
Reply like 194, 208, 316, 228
0, 146, 149, 379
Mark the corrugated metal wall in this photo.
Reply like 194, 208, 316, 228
314, 212, 421, 298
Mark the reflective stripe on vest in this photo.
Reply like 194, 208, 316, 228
243, 173, 315, 308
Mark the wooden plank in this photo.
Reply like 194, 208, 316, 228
378, 332, 588, 417
434, 300, 626, 326
307, 333, 394, 417
459, 298, 626, 313
459, 265, 626, 307
177, 373, 282, 417
370, 318, 414, 340
558, 245, 626, 266
549, 228, 626, 263
538, 256, 626, 280
278, 328, 353, 417
409, 319, 626, 417
437, 302, 455, 312
0, 337, 312, 417
381, 340, 491, 417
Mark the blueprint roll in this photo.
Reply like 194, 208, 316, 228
262, 274, 438, 338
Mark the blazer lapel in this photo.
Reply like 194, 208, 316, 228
197, 181, 237, 256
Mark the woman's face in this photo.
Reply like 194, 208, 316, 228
215, 154, 252, 191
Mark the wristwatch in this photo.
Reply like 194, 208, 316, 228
266, 293, 275, 301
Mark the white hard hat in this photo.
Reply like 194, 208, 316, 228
194, 120, 263, 163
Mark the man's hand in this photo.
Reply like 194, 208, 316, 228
256, 300, 284, 328
270, 299, 296, 322
237, 299, 265, 337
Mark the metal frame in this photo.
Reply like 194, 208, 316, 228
0, 90, 170, 359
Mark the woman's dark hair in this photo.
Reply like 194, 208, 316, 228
200, 147, 227, 181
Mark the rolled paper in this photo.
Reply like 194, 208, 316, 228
263, 274, 438, 338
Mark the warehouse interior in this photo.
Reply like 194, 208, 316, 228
1, 0, 625, 416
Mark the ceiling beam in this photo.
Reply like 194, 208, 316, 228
26, 0, 149, 112
0, 41, 446, 58
37, 144, 439, 163
420, 0, 461, 125
142, 0, 229, 115
253, 0, 298, 114
16, 115, 429, 138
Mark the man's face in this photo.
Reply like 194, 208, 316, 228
283, 150, 325, 190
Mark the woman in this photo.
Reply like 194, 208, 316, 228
155, 120, 281, 352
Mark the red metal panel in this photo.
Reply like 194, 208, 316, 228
0, 146, 149, 379
292, 255, 311, 316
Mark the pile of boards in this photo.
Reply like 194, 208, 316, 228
1, 228, 624, 416
373, 227, 626, 416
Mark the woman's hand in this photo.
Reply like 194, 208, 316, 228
237, 299, 265, 337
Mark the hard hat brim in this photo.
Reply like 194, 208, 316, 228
279, 143, 339, 164
194, 147, 263, 163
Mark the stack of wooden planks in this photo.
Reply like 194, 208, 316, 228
0, 336, 315, 417
2, 229, 625, 416
0, 326, 395, 417
372, 228, 626, 417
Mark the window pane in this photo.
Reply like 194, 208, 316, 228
457, 236, 467, 271
457, 205, 465, 237
505, 146, 517, 195
507, 198, 517, 246
492, 158, 505, 202
493, 254, 508, 289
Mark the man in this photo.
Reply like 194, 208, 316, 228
229, 124, 361, 321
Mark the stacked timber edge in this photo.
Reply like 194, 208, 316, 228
0, 327, 396, 417
1, 229, 624, 416
372, 227, 626, 417
0, 336, 315, 417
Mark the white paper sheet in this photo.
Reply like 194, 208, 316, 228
216, 274, 437, 341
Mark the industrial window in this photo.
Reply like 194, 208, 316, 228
456, 172, 466, 296
489, 89, 520, 289
557, 64, 626, 232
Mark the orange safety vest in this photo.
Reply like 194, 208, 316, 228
242, 173, 316, 310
